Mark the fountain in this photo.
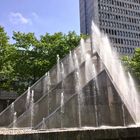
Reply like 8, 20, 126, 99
26, 87, 31, 109
69, 50, 74, 73
0, 22, 139, 139
47, 72, 51, 92
42, 72, 49, 94
41, 118, 46, 130
92, 22, 139, 124
122, 103, 126, 126
57, 54, 61, 83
60, 92, 64, 114
30, 90, 34, 128
11, 103, 14, 119
61, 62, 65, 90
75, 71, 82, 128
80, 38, 86, 61
13, 112, 17, 128
85, 53, 95, 83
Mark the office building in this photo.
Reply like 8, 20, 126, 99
79, 0, 140, 54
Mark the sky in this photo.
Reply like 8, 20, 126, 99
0, 0, 80, 41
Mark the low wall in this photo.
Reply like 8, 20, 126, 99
0, 127, 140, 140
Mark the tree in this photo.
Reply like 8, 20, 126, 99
0, 27, 83, 94
11, 31, 81, 94
39, 31, 81, 71
0, 26, 16, 91
122, 48, 140, 87
11, 32, 39, 92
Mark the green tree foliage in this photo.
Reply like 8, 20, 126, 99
122, 48, 140, 85
0, 26, 16, 90
11, 32, 39, 92
0, 26, 82, 94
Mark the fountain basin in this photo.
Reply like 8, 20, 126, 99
0, 126, 140, 139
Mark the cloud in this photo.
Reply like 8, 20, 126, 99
9, 12, 32, 25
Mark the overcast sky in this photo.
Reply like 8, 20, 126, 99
0, 0, 80, 41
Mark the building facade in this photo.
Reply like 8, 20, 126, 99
79, 0, 140, 54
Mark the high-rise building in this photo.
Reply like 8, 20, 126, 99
79, 0, 140, 54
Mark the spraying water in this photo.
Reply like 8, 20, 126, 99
26, 87, 31, 110
61, 62, 65, 81
13, 112, 17, 128
128, 72, 140, 123
80, 38, 86, 61
43, 72, 48, 94
74, 51, 79, 70
91, 22, 139, 123
46, 72, 51, 116
30, 90, 34, 128
85, 53, 95, 83
41, 118, 46, 129
75, 71, 82, 128
11, 103, 14, 116
60, 92, 64, 128
11, 103, 15, 125
92, 64, 99, 127
122, 103, 126, 126
2, 21, 139, 130
57, 54, 61, 83
47, 72, 51, 92
60, 92, 64, 114
69, 51, 74, 73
